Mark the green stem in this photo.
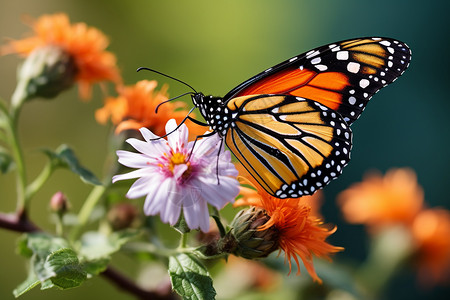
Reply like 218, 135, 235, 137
10, 79, 28, 125
25, 162, 53, 200
4, 105, 27, 216
180, 232, 188, 249
69, 184, 107, 241
356, 227, 413, 298
211, 207, 226, 237
0, 97, 9, 116
0, 130, 7, 142
55, 213, 64, 237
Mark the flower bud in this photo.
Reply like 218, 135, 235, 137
12, 45, 77, 107
50, 191, 70, 215
107, 203, 138, 231
227, 207, 280, 259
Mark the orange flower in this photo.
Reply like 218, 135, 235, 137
96, 80, 204, 138
236, 177, 343, 283
411, 208, 450, 286
1, 13, 121, 99
337, 168, 423, 231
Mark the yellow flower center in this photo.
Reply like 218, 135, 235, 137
170, 152, 187, 169
165, 152, 193, 181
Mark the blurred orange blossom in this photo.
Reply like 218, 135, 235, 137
338, 167, 450, 287
95, 80, 205, 138
1, 13, 121, 99
337, 168, 423, 231
412, 208, 450, 286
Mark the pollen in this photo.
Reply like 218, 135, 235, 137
171, 152, 187, 165
165, 152, 193, 181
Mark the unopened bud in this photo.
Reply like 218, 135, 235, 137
107, 203, 138, 231
12, 45, 77, 107
227, 207, 279, 259
50, 191, 70, 215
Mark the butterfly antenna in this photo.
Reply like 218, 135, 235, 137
155, 91, 195, 114
137, 67, 197, 93
149, 107, 196, 141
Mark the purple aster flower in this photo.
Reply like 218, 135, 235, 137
112, 119, 239, 232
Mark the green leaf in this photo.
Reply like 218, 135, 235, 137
43, 144, 102, 185
16, 234, 33, 258
168, 253, 216, 300
173, 213, 191, 234
0, 149, 14, 173
13, 232, 70, 298
43, 248, 87, 289
79, 229, 139, 260
23, 232, 69, 257
13, 271, 40, 298
40, 280, 54, 290
15, 233, 86, 295
82, 258, 110, 276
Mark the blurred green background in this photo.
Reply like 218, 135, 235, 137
0, 0, 449, 299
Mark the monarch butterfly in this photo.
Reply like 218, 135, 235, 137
157, 37, 411, 199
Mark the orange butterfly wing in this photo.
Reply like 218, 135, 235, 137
224, 37, 411, 124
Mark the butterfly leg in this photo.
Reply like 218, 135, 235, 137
187, 130, 217, 161
215, 137, 224, 186
187, 116, 209, 127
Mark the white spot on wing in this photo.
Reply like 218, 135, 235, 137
315, 64, 328, 71
336, 51, 349, 60
331, 46, 341, 52
347, 62, 360, 74
311, 57, 321, 64
306, 50, 320, 59
359, 79, 370, 88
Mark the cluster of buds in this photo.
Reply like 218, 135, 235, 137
201, 207, 280, 259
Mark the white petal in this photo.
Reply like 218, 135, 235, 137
193, 176, 239, 208
126, 137, 168, 156
139, 127, 160, 142
194, 134, 221, 157
116, 151, 156, 168
160, 180, 182, 225
126, 176, 154, 199
143, 183, 163, 215
144, 177, 172, 216
217, 157, 238, 176
197, 198, 210, 232
166, 119, 189, 151
183, 197, 210, 232
112, 168, 154, 183
172, 164, 188, 180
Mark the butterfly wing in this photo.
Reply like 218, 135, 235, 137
225, 94, 352, 198
223, 37, 411, 124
